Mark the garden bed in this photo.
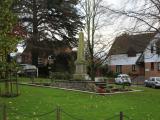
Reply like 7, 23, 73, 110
23, 80, 134, 94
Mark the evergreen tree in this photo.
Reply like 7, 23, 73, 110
13, 0, 83, 46
13, 0, 83, 66
0, 0, 18, 58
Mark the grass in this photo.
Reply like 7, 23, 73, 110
0, 78, 160, 120
17, 77, 51, 83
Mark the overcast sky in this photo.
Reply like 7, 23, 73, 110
110, 0, 121, 4
93, 0, 134, 52
106, 0, 123, 7
99, 0, 132, 39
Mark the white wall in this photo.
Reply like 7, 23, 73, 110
144, 33, 160, 63
108, 53, 141, 65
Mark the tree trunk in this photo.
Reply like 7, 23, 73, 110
32, 0, 39, 66
4, 49, 9, 96
5, 81, 9, 96
90, 58, 95, 81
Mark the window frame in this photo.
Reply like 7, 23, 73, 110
132, 65, 136, 71
157, 62, 160, 71
151, 62, 154, 71
116, 65, 122, 73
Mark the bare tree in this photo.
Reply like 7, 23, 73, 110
102, 0, 160, 61
107, 0, 160, 33
79, 0, 112, 80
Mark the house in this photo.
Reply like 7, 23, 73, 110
108, 32, 160, 80
17, 40, 72, 66
16, 40, 74, 76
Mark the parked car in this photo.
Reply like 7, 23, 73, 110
115, 74, 131, 85
17, 64, 38, 77
144, 77, 160, 88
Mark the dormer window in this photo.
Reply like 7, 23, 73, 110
151, 45, 154, 53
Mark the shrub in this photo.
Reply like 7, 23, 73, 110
50, 72, 72, 80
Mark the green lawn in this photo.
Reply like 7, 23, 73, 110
0, 83, 160, 120
18, 77, 51, 83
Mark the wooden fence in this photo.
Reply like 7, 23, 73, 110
0, 104, 132, 120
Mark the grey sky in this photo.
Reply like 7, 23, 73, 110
106, 0, 125, 9
97, 0, 124, 40
100, 0, 135, 40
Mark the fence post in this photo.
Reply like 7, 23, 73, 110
56, 106, 61, 120
3, 104, 7, 120
0, 105, 2, 120
120, 112, 123, 120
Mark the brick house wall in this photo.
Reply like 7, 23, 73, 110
109, 64, 143, 76
144, 62, 160, 79
21, 52, 32, 64
19, 46, 72, 66
107, 33, 160, 79
109, 62, 160, 79
20, 51, 51, 66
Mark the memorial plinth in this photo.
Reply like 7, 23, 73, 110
73, 32, 88, 80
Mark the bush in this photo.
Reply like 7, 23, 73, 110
106, 71, 119, 78
50, 72, 72, 80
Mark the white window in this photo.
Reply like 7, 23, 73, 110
38, 57, 43, 65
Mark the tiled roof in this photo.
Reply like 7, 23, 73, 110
108, 33, 156, 55
22, 40, 71, 57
